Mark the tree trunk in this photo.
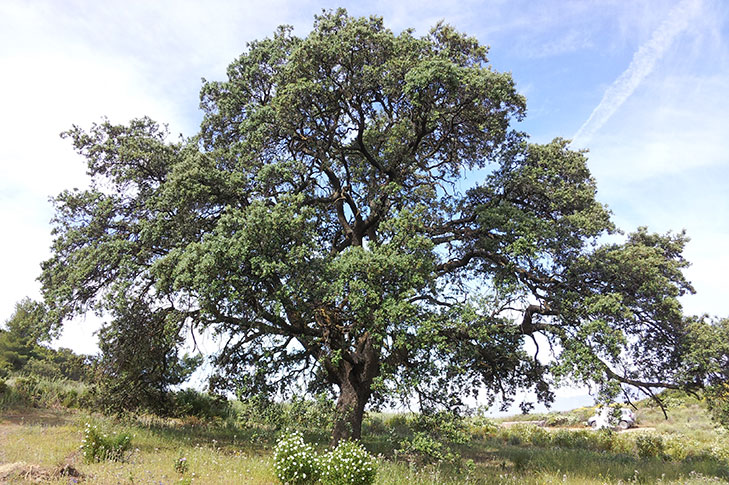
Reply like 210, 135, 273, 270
330, 334, 379, 445
331, 369, 369, 444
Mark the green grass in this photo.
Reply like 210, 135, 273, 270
1, 404, 728, 484
1, 383, 727, 484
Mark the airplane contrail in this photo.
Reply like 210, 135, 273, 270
573, 0, 703, 146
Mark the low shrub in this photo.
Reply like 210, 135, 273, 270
543, 413, 583, 427
272, 430, 378, 485
80, 422, 132, 463
468, 415, 500, 439
610, 433, 636, 456
397, 431, 453, 463
235, 393, 336, 432
592, 427, 617, 452
273, 430, 321, 484
23, 358, 63, 380
382, 413, 411, 436
362, 413, 387, 435
494, 423, 638, 455
0, 378, 21, 408
236, 394, 287, 429
173, 388, 230, 420
500, 424, 551, 447
61, 388, 79, 407
635, 433, 666, 459
321, 440, 377, 485
0, 375, 95, 410
13, 375, 40, 403
397, 411, 470, 464
35, 378, 92, 408
284, 394, 336, 431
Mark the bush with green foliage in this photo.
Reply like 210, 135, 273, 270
543, 413, 584, 427
382, 413, 411, 436
0, 378, 17, 408
13, 375, 40, 403
398, 431, 453, 464
173, 388, 231, 420
636, 433, 666, 459
468, 415, 500, 439
1, 375, 96, 409
1, 298, 94, 385
273, 430, 322, 485
285, 394, 336, 431
80, 422, 132, 463
22, 357, 62, 379
236, 394, 287, 429
592, 428, 619, 453
235, 393, 337, 432
397, 411, 470, 464
321, 440, 377, 485
499, 424, 551, 447
361, 414, 387, 436
493, 423, 631, 455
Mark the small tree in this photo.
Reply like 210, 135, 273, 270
0, 298, 91, 381
1, 298, 53, 374
92, 296, 202, 413
41, 10, 709, 442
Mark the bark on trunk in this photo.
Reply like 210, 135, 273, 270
331, 370, 369, 443
330, 333, 379, 445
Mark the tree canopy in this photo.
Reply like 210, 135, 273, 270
41, 10, 712, 441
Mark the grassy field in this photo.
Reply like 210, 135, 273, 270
1, 397, 728, 484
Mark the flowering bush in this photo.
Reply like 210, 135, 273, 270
321, 440, 377, 485
80, 423, 132, 463
273, 430, 321, 484
273, 431, 377, 485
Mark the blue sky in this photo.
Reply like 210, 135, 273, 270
1, 0, 727, 408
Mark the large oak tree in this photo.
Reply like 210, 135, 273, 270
41, 11, 707, 442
